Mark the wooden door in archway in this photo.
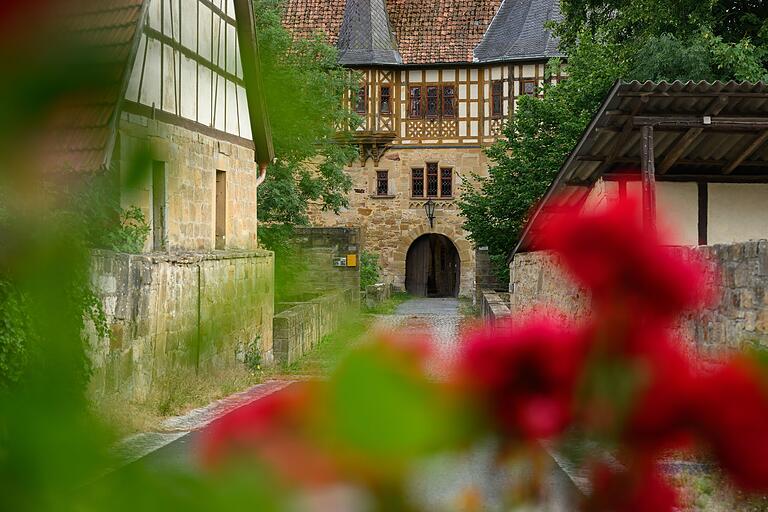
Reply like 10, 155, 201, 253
405, 234, 460, 297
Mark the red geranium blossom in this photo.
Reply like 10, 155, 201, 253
586, 461, 679, 512
456, 315, 587, 440
201, 383, 339, 487
694, 359, 768, 492
623, 331, 699, 455
538, 199, 710, 323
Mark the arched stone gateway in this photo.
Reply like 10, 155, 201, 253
405, 234, 461, 297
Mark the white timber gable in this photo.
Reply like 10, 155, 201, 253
125, 0, 252, 140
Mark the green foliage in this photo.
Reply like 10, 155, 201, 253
252, 0, 357, 235
460, 0, 768, 276
64, 172, 150, 254
359, 251, 381, 290
0, 280, 32, 390
459, 34, 624, 278
244, 336, 263, 373
102, 206, 150, 254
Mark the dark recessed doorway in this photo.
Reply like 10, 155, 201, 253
405, 234, 460, 297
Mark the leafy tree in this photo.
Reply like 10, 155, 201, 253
459, 34, 625, 282
252, 0, 358, 239
460, 1, 768, 282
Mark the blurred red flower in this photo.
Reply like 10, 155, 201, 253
623, 331, 698, 454
586, 462, 679, 512
538, 199, 710, 323
201, 383, 339, 487
695, 359, 768, 492
456, 316, 587, 440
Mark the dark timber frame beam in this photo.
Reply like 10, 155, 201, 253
723, 130, 768, 175
641, 125, 657, 231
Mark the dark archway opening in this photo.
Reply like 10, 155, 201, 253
405, 234, 460, 297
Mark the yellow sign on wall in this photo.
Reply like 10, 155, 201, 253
346, 254, 357, 267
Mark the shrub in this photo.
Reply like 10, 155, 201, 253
102, 206, 150, 254
360, 251, 381, 290
0, 280, 32, 390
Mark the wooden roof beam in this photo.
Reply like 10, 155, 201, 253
724, 130, 768, 175
657, 97, 729, 174
633, 116, 768, 129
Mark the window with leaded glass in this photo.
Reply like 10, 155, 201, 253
376, 171, 389, 196
492, 81, 503, 117
442, 86, 456, 117
380, 86, 391, 114
523, 80, 537, 96
355, 85, 367, 113
426, 163, 439, 197
409, 86, 422, 118
411, 168, 424, 197
440, 168, 453, 197
426, 86, 439, 118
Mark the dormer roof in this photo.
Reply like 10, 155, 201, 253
337, 0, 402, 65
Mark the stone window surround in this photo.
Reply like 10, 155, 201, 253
411, 162, 453, 199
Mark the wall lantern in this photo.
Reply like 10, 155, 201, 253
424, 199, 436, 228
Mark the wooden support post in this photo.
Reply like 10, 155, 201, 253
698, 182, 708, 246
641, 125, 657, 232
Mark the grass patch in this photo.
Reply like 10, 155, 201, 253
92, 364, 260, 437
364, 291, 412, 315
279, 312, 371, 377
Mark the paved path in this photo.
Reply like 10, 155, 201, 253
373, 298, 467, 378
113, 299, 537, 510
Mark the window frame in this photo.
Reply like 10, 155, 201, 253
426, 162, 439, 197
408, 86, 423, 118
442, 84, 456, 118
491, 80, 504, 118
440, 167, 453, 197
522, 80, 537, 97
355, 83, 368, 114
411, 167, 425, 197
380, 85, 392, 115
376, 170, 389, 196
411, 163, 454, 199
408, 83, 459, 120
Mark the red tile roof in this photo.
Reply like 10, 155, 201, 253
281, 0, 504, 64
42, 0, 146, 173
282, 0, 346, 46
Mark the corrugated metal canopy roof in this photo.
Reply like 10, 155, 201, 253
513, 80, 768, 257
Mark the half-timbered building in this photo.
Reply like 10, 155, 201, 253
49, 0, 277, 398
282, 0, 562, 297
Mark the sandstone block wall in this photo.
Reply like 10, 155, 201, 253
289, 227, 361, 301
273, 287, 357, 366
509, 241, 768, 356
309, 147, 487, 297
480, 289, 512, 321
89, 249, 274, 401
118, 112, 259, 252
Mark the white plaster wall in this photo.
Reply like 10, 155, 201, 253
656, 182, 698, 246
709, 184, 768, 244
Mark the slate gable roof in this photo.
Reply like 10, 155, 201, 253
338, 0, 402, 65
281, 0, 563, 65
474, 0, 563, 63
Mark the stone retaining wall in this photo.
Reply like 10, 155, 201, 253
364, 282, 393, 309
273, 288, 357, 366
480, 289, 512, 321
89, 249, 274, 401
509, 241, 768, 356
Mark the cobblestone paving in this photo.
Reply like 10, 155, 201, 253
372, 298, 467, 378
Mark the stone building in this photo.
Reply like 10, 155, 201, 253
282, 0, 562, 297
50, 0, 277, 399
